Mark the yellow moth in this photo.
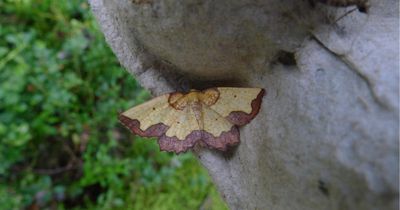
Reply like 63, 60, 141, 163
119, 87, 265, 153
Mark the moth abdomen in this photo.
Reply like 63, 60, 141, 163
314, 0, 370, 13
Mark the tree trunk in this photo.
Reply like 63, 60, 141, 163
89, 0, 399, 209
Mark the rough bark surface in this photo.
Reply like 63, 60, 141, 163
89, 0, 399, 209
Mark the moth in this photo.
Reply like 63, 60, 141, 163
310, 0, 370, 13
119, 87, 265, 153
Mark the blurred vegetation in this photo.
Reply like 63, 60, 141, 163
0, 0, 228, 209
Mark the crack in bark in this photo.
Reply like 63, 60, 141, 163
310, 34, 389, 110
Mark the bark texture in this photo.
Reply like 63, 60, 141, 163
89, 0, 399, 209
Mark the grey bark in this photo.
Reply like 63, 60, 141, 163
89, 0, 399, 209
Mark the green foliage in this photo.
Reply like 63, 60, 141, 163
0, 1, 228, 209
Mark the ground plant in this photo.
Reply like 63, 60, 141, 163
0, 1, 227, 209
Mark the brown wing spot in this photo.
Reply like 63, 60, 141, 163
168, 92, 184, 104
200, 88, 220, 106
168, 92, 187, 110
152, 107, 156, 110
